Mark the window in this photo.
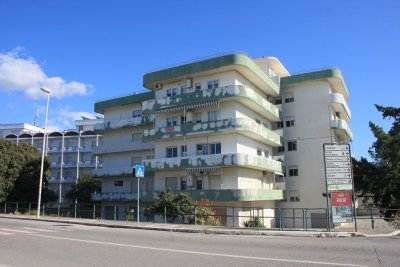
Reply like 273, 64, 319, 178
208, 110, 220, 121
181, 178, 187, 190
166, 147, 178, 158
181, 116, 187, 125
277, 121, 284, 128
166, 177, 178, 190
287, 141, 297, 151
195, 83, 201, 90
289, 190, 300, 202
196, 144, 208, 155
288, 167, 299, 176
275, 99, 282, 105
264, 150, 269, 158
194, 112, 202, 123
209, 143, 221, 154
166, 117, 178, 126
167, 88, 177, 97
285, 97, 294, 103
181, 145, 187, 157
196, 178, 203, 190
207, 80, 219, 89
132, 133, 141, 141
257, 148, 262, 156
132, 109, 142, 118
286, 120, 295, 127
114, 181, 123, 186
278, 146, 285, 153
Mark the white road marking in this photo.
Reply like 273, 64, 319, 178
0, 228, 35, 234
22, 227, 54, 232
31, 233, 368, 267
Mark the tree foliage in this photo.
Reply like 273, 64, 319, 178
0, 139, 56, 203
353, 105, 400, 215
144, 190, 194, 222
64, 173, 101, 203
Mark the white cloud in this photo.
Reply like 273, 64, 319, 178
0, 47, 94, 99
46, 106, 101, 132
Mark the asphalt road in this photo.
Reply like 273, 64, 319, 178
0, 217, 399, 267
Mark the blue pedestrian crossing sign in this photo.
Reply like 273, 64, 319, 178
134, 165, 145, 179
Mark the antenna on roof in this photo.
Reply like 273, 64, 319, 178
33, 108, 39, 126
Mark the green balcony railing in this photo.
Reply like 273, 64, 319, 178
142, 85, 281, 121
94, 115, 154, 133
91, 189, 284, 202
143, 118, 282, 146
143, 153, 283, 173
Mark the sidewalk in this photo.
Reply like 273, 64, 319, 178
1, 214, 399, 238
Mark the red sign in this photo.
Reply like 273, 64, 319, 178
331, 191, 352, 206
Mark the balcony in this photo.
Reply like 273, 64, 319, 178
92, 141, 153, 155
331, 119, 353, 141
91, 192, 137, 201
92, 166, 133, 178
329, 93, 351, 120
143, 118, 282, 147
143, 153, 284, 173
142, 85, 281, 121
94, 115, 154, 132
48, 177, 76, 184
91, 189, 284, 202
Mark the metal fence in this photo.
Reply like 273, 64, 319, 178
0, 202, 398, 232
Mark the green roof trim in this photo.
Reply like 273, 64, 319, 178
143, 53, 279, 94
281, 68, 349, 98
94, 91, 154, 113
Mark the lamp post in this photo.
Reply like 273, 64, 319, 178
37, 87, 50, 218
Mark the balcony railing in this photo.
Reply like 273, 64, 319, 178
143, 118, 282, 146
330, 119, 353, 141
92, 166, 133, 178
142, 85, 281, 121
92, 141, 153, 155
329, 93, 351, 120
91, 189, 284, 202
94, 115, 154, 132
143, 153, 283, 173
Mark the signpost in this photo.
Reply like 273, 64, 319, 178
323, 143, 354, 230
134, 165, 145, 223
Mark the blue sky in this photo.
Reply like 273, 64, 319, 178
0, 0, 399, 159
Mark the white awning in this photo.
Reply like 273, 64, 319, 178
155, 100, 218, 114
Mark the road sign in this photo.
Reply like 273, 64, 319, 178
134, 165, 145, 179
323, 143, 353, 191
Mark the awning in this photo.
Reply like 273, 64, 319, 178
155, 100, 218, 114
185, 167, 221, 173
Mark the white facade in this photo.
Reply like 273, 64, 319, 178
93, 53, 352, 228
1, 119, 103, 204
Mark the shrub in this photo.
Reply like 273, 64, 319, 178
241, 216, 265, 228
390, 212, 400, 229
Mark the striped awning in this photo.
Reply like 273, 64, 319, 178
185, 167, 221, 173
155, 100, 218, 114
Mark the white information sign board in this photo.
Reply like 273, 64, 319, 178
323, 144, 353, 192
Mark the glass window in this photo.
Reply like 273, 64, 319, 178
195, 83, 201, 90
289, 190, 300, 202
277, 121, 284, 128
196, 178, 203, 190
166, 147, 178, 158
132, 109, 142, 118
287, 141, 297, 151
196, 144, 208, 155
167, 88, 177, 97
181, 145, 187, 157
209, 143, 221, 154
288, 167, 298, 176
114, 181, 123, 186
166, 117, 178, 126
208, 110, 220, 121
207, 80, 219, 89
285, 97, 294, 103
286, 120, 295, 127
257, 148, 262, 156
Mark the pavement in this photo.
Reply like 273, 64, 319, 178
1, 214, 399, 238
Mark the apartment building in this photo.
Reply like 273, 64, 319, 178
91, 92, 155, 220
277, 69, 352, 227
93, 53, 290, 226
1, 118, 103, 203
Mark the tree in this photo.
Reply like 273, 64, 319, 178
0, 139, 55, 203
144, 190, 194, 222
64, 174, 101, 203
353, 105, 400, 216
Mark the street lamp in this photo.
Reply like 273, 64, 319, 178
37, 87, 50, 218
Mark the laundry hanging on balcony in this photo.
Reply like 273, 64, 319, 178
155, 100, 218, 113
